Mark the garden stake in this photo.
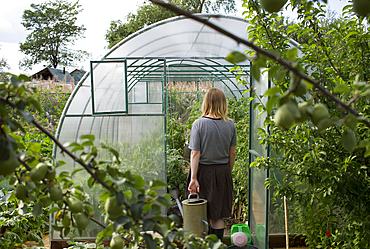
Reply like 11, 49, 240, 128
284, 196, 289, 249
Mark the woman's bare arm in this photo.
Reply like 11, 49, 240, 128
188, 150, 201, 193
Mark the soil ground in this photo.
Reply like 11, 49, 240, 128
16, 235, 50, 249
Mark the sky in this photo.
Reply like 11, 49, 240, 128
0, 0, 349, 76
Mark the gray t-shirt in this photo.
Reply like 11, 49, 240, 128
189, 117, 237, 165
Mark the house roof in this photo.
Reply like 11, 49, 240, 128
31, 67, 85, 83
70, 69, 86, 83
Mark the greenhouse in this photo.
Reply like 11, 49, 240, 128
52, 14, 297, 249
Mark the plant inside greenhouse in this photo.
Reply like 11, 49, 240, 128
1, 0, 370, 249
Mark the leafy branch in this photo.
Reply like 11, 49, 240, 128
0, 95, 112, 191
150, 0, 370, 129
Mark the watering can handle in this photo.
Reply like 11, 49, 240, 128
202, 220, 209, 235
188, 193, 199, 201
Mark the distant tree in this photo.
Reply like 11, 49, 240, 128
105, 0, 237, 48
182, 0, 237, 13
19, 0, 89, 70
0, 48, 10, 83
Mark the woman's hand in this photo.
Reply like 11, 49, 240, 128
188, 178, 200, 193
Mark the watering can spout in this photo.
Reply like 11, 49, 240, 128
169, 189, 184, 217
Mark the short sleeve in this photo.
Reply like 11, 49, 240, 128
231, 122, 237, 146
188, 119, 201, 151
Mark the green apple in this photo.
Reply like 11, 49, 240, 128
30, 163, 48, 182
15, 184, 29, 202
311, 103, 329, 127
296, 102, 310, 122
110, 234, 124, 249
274, 104, 295, 129
67, 197, 83, 213
74, 212, 88, 230
105, 196, 124, 221
260, 0, 288, 13
353, 0, 370, 17
290, 80, 307, 97
49, 185, 63, 201
45, 164, 56, 180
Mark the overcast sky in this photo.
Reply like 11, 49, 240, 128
0, 0, 348, 75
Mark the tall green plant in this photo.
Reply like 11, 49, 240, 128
228, 97, 250, 221
22, 83, 71, 157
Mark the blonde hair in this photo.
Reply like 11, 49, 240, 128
201, 88, 230, 121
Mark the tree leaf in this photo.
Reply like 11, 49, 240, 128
133, 174, 146, 189
264, 87, 280, 96
63, 226, 71, 238
286, 48, 298, 61
32, 202, 43, 217
268, 65, 280, 80
143, 218, 156, 231
225, 51, 247, 64
365, 146, 370, 158
154, 223, 169, 237
28, 142, 41, 153
342, 129, 356, 152
114, 215, 132, 231
334, 84, 350, 93
358, 139, 370, 148
11, 76, 20, 88
142, 234, 158, 249
88, 176, 94, 188
149, 179, 167, 189
18, 109, 33, 123
81, 140, 94, 147
157, 195, 172, 207
251, 62, 261, 82
345, 113, 357, 131
49, 206, 60, 213
266, 95, 279, 115
80, 134, 95, 141
131, 202, 144, 221
27, 98, 42, 113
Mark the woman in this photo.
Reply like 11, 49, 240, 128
187, 88, 237, 240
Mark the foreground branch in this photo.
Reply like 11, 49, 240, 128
31, 118, 112, 190
3, 97, 112, 190
150, 0, 370, 129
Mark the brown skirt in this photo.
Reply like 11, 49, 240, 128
186, 162, 233, 220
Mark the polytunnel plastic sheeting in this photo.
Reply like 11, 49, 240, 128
53, 115, 166, 239
65, 86, 92, 115
107, 15, 250, 58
